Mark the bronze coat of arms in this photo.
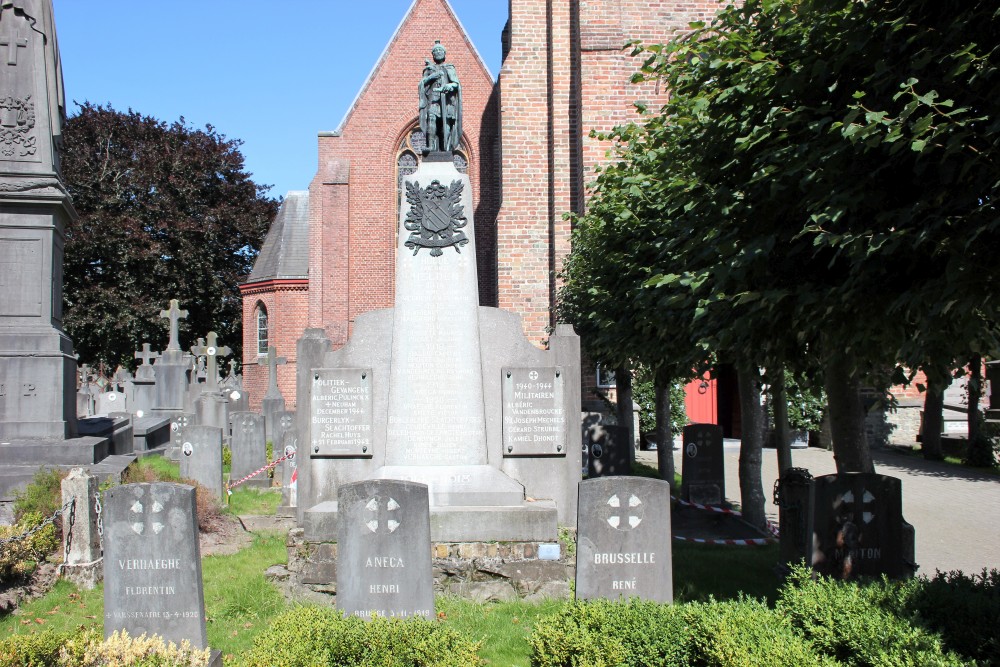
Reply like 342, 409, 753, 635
403, 179, 469, 257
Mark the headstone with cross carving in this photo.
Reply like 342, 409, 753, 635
102, 482, 208, 648
77, 364, 95, 418
178, 426, 224, 501
152, 301, 193, 415
261, 346, 287, 443
191, 332, 231, 395
336, 479, 433, 619
130, 344, 158, 417
229, 412, 268, 490
680, 423, 725, 507
134, 343, 160, 381
166, 412, 195, 461
575, 476, 673, 602
810, 472, 914, 580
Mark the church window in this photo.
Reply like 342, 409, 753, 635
256, 304, 268, 356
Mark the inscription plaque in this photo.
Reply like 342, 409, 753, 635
501, 367, 566, 456
102, 483, 208, 648
311, 368, 373, 457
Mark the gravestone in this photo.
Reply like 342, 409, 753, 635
166, 412, 194, 461
102, 483, 207, 648
261, 346, 287, 444
131, 343, 159, 417
153, 300, 192, 414
229, 412, 267, 490
77, 364, 95, 418
96, 389, 126, 416
811, 472, 914, 579
575, 476, 673, 602
278, 431, 298, 516
774, 467, 816, 567
585, 422, 631, 477
272, 410, 295, 479
178, 426, 223, 500
60, 468, 102, 588
681, 423, 725, 506
226, 388, 249, 414
336, 479, 433, 619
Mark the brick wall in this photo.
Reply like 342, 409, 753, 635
239, 281, 308, 410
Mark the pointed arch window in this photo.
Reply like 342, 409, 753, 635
396, 127, 468, 201
256, 303, 268, 356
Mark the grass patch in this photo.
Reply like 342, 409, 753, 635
202, 532, 288, 659
673, 541, 782, 603
0, 579, 104, 638
225, 487, 282, 515
436, 596, 564, 667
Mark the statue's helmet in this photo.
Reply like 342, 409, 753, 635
431, 40, 446, 59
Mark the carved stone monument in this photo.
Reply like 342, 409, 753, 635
260, 345, 286, 443
575, 476, 673, 602
297, 48, 580, 544
102, 483, 208, 648
152, 300, 192, 415
336, 479, 433, 619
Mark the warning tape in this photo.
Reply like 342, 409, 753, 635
226, 451, 294, 495
673, 535, 776, 546
672, 495, 781, 539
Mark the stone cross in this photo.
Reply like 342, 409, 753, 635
191, 332, 231, 392
228, 359, 238, 378
79, 363, 91, 388
264, 345, 287, 398
0, 29, 28, 66
134, 343, 160, 381
159, 299, 188, 352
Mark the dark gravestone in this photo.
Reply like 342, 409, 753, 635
585, 423, 631, 477
102, 483, 207, 648
774, 468, 816, 567
336, 479, 433, 619
575, 476, 673, 602
230, 412, 267, 489
179, 426, 223, 500
811, 473, 911, 579
681, 423, 725, 506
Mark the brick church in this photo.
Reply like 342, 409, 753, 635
239, 0, 722, 413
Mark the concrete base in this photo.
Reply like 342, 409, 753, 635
59, 559, 103, 589
0, 435, 108, 467
78, 416, 133, 455
373, 465, 525, 506
133, 416, 171, 453
0, 453, 134, 504
303, 498, 558, 542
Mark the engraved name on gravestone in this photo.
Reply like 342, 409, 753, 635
681, 423, 725, 506
336, 479, 433, 620
102, 483, 207, 648
576, 476, 673, 602
311, 368, 372, 457
501, 367, 566, 456
811, 473, 908, 580
179, 426, 224, 500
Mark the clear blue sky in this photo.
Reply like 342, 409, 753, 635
53, 1, 509, 199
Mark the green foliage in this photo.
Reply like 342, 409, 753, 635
673, 543, 781, 603
435, 597, 564, 667
13, 468, 65, 523
777, 567, 969, 665
236, 606, 483, 667
224, 488, 281, 516
893, 569, 1000, 663
632, 369, 687, 436
0, 629, 74, 667
0, 513, 60, 584
222, 445, 232, 469
61, 103, 279, 369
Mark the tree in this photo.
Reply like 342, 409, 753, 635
60, 103, 279, 369
570, 0, 1000, 475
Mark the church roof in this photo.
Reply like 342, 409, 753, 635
247, 191, 310, 282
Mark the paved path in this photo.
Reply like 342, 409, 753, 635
638, 443, 1000, 575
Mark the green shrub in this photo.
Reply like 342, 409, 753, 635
0, 629, 72, 667
895, 569, 1000, 663
222, 445, 232, 468
0, 511, 60, 583
237, 606, 483, 667
529, 598, 691, 667
12, 468, 65, 523
777, 567, 970, 666
683, 598, 833, 666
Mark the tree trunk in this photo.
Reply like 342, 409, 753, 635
654, 380, 675, 489
968, 355, 982, 445
922, 373, 946, 461
737, 367, 767, 532
823, 356, 875, 473
615, 365, 635, 466
771, 369, 793, 474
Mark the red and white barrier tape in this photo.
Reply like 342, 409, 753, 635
226, 451, 294, 495
673, 535, 777, 546
672, 495, 780, 538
